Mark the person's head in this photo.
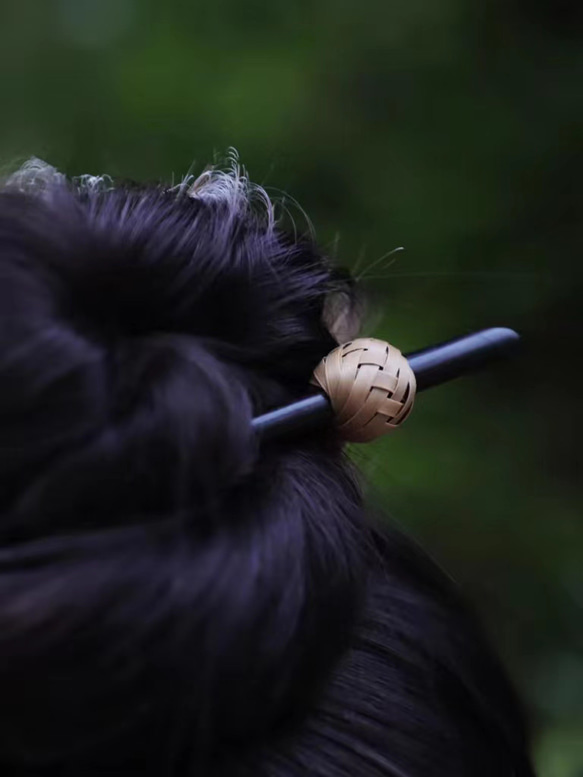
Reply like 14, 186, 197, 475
0, 156, 534, 776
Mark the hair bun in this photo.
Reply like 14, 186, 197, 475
0, 167, 368, 764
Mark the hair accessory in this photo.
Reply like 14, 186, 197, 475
311, 338, 415, 442
252, 328, 520, 442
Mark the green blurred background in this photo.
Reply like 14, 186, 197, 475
0, 0, 581, 773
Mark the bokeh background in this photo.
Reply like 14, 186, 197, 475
0, 0, 581, 773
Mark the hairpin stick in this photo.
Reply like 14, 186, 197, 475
252, 327, 520, 441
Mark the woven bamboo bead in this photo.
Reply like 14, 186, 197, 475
311, 338, 416, 443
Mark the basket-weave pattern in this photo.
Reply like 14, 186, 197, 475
312, 338, 416, 443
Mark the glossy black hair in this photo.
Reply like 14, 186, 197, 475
0, 159, 535, 776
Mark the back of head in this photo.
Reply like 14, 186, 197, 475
0, 158, 534, 776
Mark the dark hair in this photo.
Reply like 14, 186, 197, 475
0, 158, 535, 776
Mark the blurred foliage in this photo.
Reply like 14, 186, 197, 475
0, 0, 581, 773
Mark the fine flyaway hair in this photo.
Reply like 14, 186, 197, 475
0, 153, 535, 776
